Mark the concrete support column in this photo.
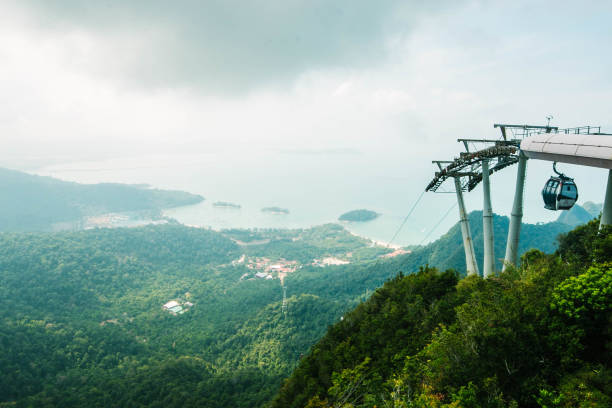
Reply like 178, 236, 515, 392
600, 169, 612, 228
503, 152, 528, 271
482, 159, 495, 278
454, 177, 480, 276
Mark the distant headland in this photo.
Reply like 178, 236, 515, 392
0, 167, 204, 232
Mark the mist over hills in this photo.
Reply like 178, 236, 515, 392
0, 168, 203, 231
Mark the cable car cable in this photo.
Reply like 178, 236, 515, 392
387, 190, 426, 246
351, 189, 426, 286
419, 201, 457, 245
377, 189, 426, 282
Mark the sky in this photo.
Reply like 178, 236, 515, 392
1, 0, 612, 230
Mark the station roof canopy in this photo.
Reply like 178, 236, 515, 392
521, 133, 612, 169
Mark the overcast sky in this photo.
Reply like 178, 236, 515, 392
1, 1, 611, 203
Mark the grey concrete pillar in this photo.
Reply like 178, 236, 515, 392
503, 152, 528, 271
482, 159, 495, 278
600, 169, 612, 228
454, 177, 480, 276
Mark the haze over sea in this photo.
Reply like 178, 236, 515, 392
30, 145, 603, 247
34, 149, 430, 246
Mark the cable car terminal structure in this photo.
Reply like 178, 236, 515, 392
425, 123, 612, 278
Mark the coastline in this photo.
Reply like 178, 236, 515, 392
345, 228, 403, 250
175, 211, 405, 249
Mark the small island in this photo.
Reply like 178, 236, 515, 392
213, 201, 241, 209
261, 206, 289, 215
338, 209, 380, 222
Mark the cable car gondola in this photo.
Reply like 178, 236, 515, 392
542, 162, 578, 211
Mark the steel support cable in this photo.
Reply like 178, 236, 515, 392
356, 190, 426, 286
419, 201, 457, 245
387, 190, 426, 247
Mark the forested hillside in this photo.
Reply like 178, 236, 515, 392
0, 215, 580, 407
0, 168, 203, 231
269, 220, 612, 408
286, 212, 574, 304
410, 211, 573, 272
0, 224, 388, 407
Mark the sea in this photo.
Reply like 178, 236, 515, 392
29, 148, 582, 247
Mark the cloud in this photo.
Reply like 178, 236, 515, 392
12, 0, 455, 93
279, 147, 361, 156
2, 0, 612, 235
2, 0, 611, 172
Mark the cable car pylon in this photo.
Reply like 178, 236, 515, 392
427, 141, 519, 277
453, 176, 479, 276
503, 151, 527, 272
481, 158, 495, 278
602, 170, 612, 227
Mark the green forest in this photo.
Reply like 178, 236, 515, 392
0, 223, 393, 407
269, 219, 612, 408
2, 2, 609, 407
0, 211, 583, 407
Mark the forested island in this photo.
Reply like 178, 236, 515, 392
0, 167, 203, 231
261, 206, 290, 214
339, 209, 380, 222
213, 201, 241, 209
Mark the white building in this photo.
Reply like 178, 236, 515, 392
163, 300, 180, 309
